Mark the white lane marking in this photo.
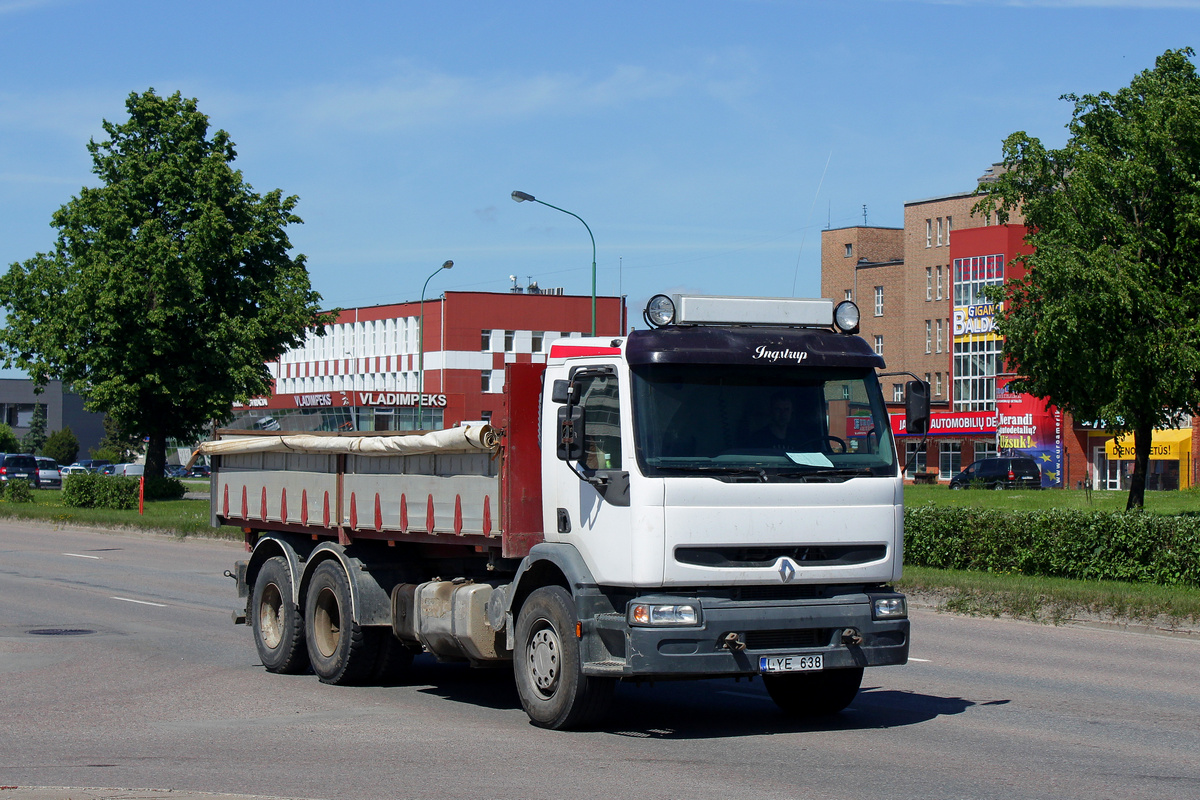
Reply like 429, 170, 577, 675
63, 553, 101, 559
111, 596, 167, 607
909, 657, 931, 662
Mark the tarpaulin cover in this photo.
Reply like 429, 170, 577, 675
195, 425, 499, 459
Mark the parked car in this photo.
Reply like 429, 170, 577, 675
113, 463, 144, 477
189, 464, 211, 478
74, 459, 113, 473
0, 453, 41, 488
166, 465, 189, 478
949, 456, 1042, 490
61, 464, 91, 478
99, 464, 117, 475
35, 457, 62, 489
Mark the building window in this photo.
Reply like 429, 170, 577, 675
946, 215, 952, 244
926, 267, 932, 301
936, 217, 943, 247
975, 440, 997, 461
936, 266, 943, 300
481, 329, 492, 351
532, 331, 545, 352
844, 243, 853, 258
892, 383, 903, 403
845, 289, 853, 301
875, 335, 884, 355
926, 219, 932, 248
939, 442, 962, 480
905, 441, 928, 478
953, 337, 1002, 411
481, 371, 491, 393
936, 319, 943, 353
504, 330, 515, 352
874, 286, 884, 317
925, 372, 932, 390
954, 253, 1006, 306
925, 320, 932, 354
935, 372, 943, 397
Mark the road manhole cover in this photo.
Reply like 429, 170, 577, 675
26, 628, 96, 636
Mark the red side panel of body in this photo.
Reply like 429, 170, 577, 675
501, 362, 546, 558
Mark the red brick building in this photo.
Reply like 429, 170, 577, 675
230, 290, 625, 433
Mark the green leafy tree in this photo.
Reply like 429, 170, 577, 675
0, 90, 334, 478
0, 423, 19, 453
978, 48, 1200, 510
20, 402, 47, 454
43, 426, 80, 466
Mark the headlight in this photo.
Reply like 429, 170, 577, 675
871, 596, 907, 620
644, 294, 676, 328
833, 300, 860, 334
628, 602, 701, 626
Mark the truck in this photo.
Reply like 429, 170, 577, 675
211, 293, 929, 729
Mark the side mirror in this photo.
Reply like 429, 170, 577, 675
556, 405, 585, 461
905, 380, 930, 435
551, 379, 571, 404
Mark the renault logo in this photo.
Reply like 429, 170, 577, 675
778, 558, 797, 583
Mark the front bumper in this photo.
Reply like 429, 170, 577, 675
581, 590, 909, 678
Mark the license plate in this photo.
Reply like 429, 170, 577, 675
759, 654, 823, 673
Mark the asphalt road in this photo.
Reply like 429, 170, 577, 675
1, 521, 1198, 800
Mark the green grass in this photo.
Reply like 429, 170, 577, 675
905, 483, 1200, 515
899, 565, 1200, 629
0, 488, 243, 538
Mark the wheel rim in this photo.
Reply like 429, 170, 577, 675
258, 581, 284, 650
313, 586, 341, 658
528, 622, 561, 697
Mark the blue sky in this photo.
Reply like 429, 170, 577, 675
0, 0, 1195, 363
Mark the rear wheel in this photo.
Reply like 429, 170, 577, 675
514, 586, 614, 730
764, 667, 863, 716
251, 556, 308, 674
304, 561, 378, 685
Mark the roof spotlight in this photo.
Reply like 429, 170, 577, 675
644, 294, 676, 328
833, 300, 860, 334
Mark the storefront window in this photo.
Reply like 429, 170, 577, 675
905, 441, 928, 478
939, 442, 962, 480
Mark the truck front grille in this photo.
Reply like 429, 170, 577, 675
744, 628, 833, 650
675, 544, 887, 569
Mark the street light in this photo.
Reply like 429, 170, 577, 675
417, 260, 453, 431
511, 190, 597, 336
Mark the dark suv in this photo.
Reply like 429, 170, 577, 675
0, 453, 41, 488
949, 456, 1042, 490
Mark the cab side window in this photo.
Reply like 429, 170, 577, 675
578, 372, 621, 470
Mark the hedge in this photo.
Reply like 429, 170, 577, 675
4, 478, 33, 503
904, 505, 1200, 588
62, 473, 186, 508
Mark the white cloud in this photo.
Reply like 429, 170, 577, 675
289, 62, 705, 133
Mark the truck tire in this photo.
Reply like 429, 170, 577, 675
764, 667, 863, 716
304, 561, 378, 685
514, 586, 614, 730
251, 556, 309, 674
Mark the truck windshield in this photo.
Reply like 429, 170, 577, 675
630, 363, 897, 480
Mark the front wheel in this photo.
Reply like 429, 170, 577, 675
764, 667, 863, 716
251, 556, 308, 674
304, 561, 378, 685
514, 586, 614, 730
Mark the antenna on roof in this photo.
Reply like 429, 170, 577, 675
862, 205, 868, 226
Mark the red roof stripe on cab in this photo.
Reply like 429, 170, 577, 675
549, 345, 622, 359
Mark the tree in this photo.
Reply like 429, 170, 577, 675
0, 90, 334, 478
978, 48, 1200, 510
0, 424, 19, 453
43, 427, 80, 466
20, 402, 47, 454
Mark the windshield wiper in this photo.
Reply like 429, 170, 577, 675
672, 465, 769, 482
774, 467, 876, 482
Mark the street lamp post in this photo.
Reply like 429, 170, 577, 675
511, 190, 597, 336
417, 260, 453, 431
